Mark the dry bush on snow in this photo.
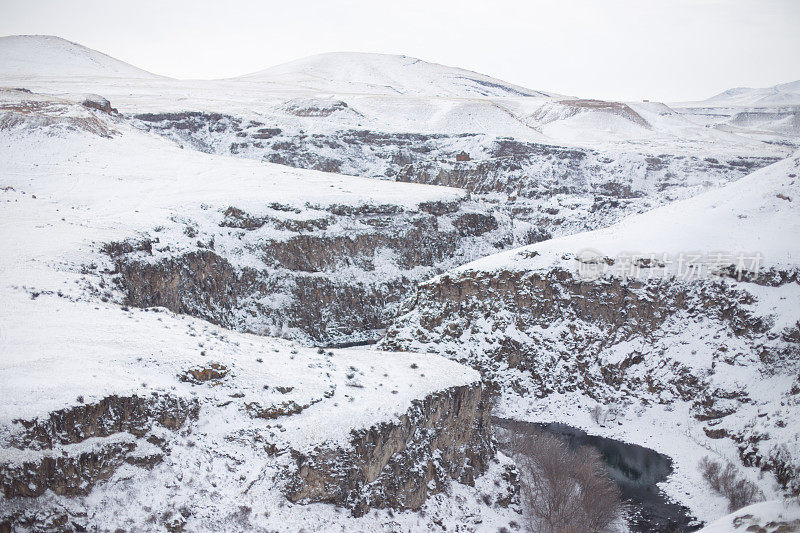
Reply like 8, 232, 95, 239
699, 456, 764, 511
506, 427, 622, 533
589, 405, 605, 425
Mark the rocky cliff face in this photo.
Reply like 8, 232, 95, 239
1, 380, 493, 531
2, 80, 796, 530
0, 91, 504, 531
101, 199, 520, 346
285, 383, 493, 516
100, 110, 781, 349
1, 394, 199, 530
381, 267, 800, 497
383, 266, 797, 391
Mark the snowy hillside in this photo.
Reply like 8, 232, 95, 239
1, 36, 791, 150
0, 35, 161, 79
2, 32, 799, 532
0, 88, 494, 348
237, 51, 555, 98
452, 149, 800, 276
697, 500, 800, 532
706, 80, 800, 107
674, 81, 800, 145
383, 152, 800, 523
0, 88, 515, 531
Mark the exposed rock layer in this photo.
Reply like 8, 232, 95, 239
381, 268, 800, 496
1, 394, 198, 500
285, 382, 493, 515
104, 201, 514, 346
1, 382, 493, 529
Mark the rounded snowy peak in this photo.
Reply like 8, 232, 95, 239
237, 51, 552, 98
0, 35, 162, 79
706, 79, 800, 106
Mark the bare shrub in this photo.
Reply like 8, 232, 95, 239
699, 456, 764, 511
506, 427, 621, 533
727, 478, 764, 511
590, 405, 605, 425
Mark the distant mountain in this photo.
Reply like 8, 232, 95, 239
236, 51, 554, 98
0, 35, 162, 79
706, 79, 800, 106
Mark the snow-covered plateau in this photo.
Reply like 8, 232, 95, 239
0, 35, 798, 532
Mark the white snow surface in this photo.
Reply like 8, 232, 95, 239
697, 500, 800, 532
0, 89, 473, 446
236, 51, 555, 98
0, 89, 464, 229
0, 35, 161, 79
0, 35, 792, 153
2, 34, 799, 532
0, 293, 478, 450
704, 80, 800, 107
450, 149, 800, 277
384, 149, 800, 525
0, 85, 511, 533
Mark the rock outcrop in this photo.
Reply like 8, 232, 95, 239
381, 151, 800, 499
381, 266, 800, 496
1, 380, 494, 530
285, 383, 493, 515
101, 200, 516, 346
132, 111, 780, 238
383, 268, 792, 396
1, 394, 198, 529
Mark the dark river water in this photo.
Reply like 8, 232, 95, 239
493, 418, 703, 532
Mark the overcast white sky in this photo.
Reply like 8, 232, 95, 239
1, 0, 798, 101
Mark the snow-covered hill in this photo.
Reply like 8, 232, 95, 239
674, 80, 800, 145
0, 88, 504, 347
0, 35, 162, 79
1, 35, 792, 150
706, 80, 800, 107
697, 500, 800, 532
237, 51, 555, 98
447, 149, 800, 276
